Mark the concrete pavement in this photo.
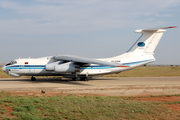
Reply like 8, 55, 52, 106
0, 77, 180, 96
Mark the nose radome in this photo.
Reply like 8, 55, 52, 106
1, 66, 5, 72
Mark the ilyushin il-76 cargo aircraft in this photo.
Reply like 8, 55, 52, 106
2, 26, 177, 81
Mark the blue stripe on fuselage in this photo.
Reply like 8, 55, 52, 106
81, 59, 154, 69
80, 67, 115, 69
5, 65, 46, 70
122, 59, 154, 66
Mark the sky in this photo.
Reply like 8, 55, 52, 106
0, 0, 180, 65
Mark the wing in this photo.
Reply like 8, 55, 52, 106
53, 55, 120, 67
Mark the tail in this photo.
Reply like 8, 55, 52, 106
106, 26, 177, 69
125, 26, 177, 57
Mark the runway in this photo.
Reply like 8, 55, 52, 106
0, 77, 180, 96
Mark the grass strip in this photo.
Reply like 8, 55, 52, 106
0, 92, 180, 120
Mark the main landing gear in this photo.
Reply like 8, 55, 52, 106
31, 76, 36, 81
72, 77, 89, 81
72, 73, 89, 81
84, 77, 89, 81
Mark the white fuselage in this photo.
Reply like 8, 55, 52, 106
2, 55, 155, 78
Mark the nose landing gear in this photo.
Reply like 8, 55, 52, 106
31, 76, 36, 81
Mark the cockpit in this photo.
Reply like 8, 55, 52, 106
6, 61, 17, 66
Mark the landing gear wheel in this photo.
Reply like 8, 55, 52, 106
76, 77, 80, 81
80, 77, 89, 81
72, 77, 80, 81
31, 76, 36, 81
72, 78, 76, 81
85, 77, 89, 81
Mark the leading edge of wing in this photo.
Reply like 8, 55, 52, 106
53, 55, 120, 67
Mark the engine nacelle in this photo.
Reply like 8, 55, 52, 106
46, 64, 55, 71
55, 62, 76, 73
45, 61, 60, 71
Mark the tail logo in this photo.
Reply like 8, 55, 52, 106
137, 42, 145, 47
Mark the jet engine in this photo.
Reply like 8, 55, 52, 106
45, 61, 60, 71
55, 62, 77, 73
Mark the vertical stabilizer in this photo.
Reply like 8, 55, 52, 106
126, 26, 177, 57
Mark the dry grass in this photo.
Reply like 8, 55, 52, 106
0, 68, 13, 78
103, 66, 180, 77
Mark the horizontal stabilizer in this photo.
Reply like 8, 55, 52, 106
135, 26, 177, 33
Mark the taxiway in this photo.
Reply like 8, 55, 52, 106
0, 77, 180, 96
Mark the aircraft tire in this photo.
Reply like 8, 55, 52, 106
85, 77, 89, 81
76, 77, 80, 81
80, 77, 89, 81
31, 76, 36, 81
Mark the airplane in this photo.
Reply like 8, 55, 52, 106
1, 26, 177, 81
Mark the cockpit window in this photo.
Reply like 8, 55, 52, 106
6, 61, 17, 66
11, 61, 17, 64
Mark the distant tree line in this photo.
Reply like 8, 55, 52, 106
144, 64, 180, 66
